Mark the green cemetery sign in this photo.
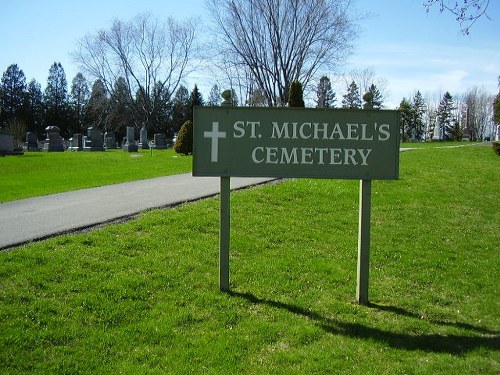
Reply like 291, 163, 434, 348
193, 106, 400, 305
193, 107, 400, 180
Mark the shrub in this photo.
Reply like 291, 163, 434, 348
288, 81, 305, 107
492, 141, 500, 156
174, 120, 193, 155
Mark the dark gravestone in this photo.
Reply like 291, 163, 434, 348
153, 133, 167, 149
104, 132, 117, 149
122, 127, 138, 152
68, 134, 83, 151
0, 128, 15, 155
42, 126, 64, 152
25, 132, 40, 151
139, 126, 149, 149
83, 127, 104, 151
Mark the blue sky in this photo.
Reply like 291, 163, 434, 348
1, 0, 498, 108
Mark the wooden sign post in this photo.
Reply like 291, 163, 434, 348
193, 107, 400, 305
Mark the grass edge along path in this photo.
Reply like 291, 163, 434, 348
0, 146, 499, 374
0, 149, 192, 203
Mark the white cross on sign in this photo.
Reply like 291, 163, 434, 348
204, 122, 227, 162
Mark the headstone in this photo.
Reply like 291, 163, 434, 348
153, 133, 167, 149
68, 133, 83, 151
104, 131, 117, 149
432, 124, 441, 141
42, 126, 64, 152
122, 126, 138, 152
139, 126, 149, 149
83, 127, 105, 151
25, 132, 40, 151
0, 128, 15, 155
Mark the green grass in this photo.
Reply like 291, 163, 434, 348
0, 149, 192, 203
0, 146, 499, 374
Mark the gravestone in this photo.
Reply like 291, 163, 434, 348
83, 127, 104, 151
139, 126, 149, 149
68, 134, 83, 151
432, 124, 441, 141
42, 125, 64, 152
25, 132, 40, 151
0, 128, 15, 155
153, 133, 167, 149
104, 131, 117, 149
122, 126, 138, 152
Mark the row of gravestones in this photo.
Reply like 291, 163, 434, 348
23, 125, 172, 152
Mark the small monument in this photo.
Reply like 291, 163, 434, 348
68, 134, 83, 151
139, 126, 149, 149
83, 127, 105, 151
122, 126, 138, 152
0, 127, 18, 155
104, 131, 117, 149
432, 124, 441, 141
153, 133, 167, 149
25, 132, 40, 151
42, 125, 64, 152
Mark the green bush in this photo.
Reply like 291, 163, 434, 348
174, 120, 193, 155
492, 141, 500, 156
288, 81, 305, 107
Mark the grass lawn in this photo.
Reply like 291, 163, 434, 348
0, 145, 499, 374
0, 149, 192, 203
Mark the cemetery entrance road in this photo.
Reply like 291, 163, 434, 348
0, 173, 276, 250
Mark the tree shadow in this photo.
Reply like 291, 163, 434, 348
228, 291, 500, 355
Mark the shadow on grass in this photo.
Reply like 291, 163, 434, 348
229, 291, 500, 355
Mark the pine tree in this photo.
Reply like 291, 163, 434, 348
412, 91, 426, 140
399, 98, 414, 141
188, 84, 204, 122
26, 79, 44, 135
44, 62, 70, 135
315, 76, 336, 108
86, 79, 109, 130
288, 81, 305, 107
107, 77, 133, 136
171, 85, 190, 135
342, 81, 361, 109
70, 73, 90, 133
367, 84, 383, 109
437, 91, 455, 140
0, 64, 27, 125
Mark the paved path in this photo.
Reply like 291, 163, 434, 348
0, 174, 276, 250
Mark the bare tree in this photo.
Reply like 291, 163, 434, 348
206, 0, 359, 106
460, 87, 494, 140
344, 67, 389, 105
424, 0, 490, 34
73, 13, 197, 129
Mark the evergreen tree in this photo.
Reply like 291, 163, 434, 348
70, 73, 90, 133
150, 82, 172, 136
341, 81, 361, 109
86, 79, 109, 130
315, 76, 336, 108
188, 84, 204, 121
399, 98, 414, 141
107, 77, 133, 137
207, 84, 221, 106
288, 80, 305, 107
493, 75, 500, 126
174, 120, 193, 155
0, 64, 27, 125
171, 85, 190, 135
437, 91, 455, 140
26, 79, 44, 135
367, 84, 383, 109
412, 91, 426, 140
44, 62, 70, 135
